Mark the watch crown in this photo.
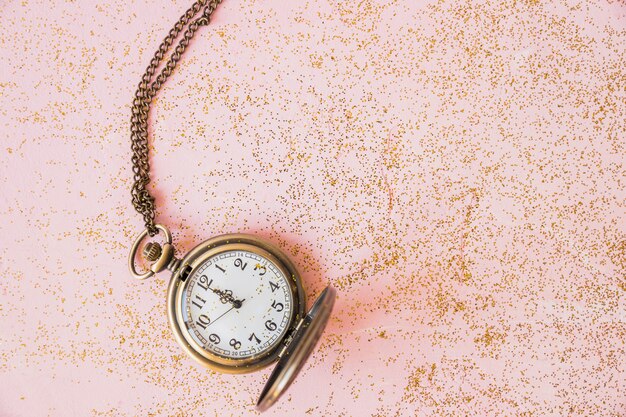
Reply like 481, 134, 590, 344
142, 242, 162, 262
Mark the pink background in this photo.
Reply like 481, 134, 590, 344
1, 0, 625, 416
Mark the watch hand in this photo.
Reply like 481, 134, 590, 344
206, 305, 235, 328
211, 287, 243, 308
206, 299, 245, 328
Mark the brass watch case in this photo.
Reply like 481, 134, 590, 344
166, 233, 306, 374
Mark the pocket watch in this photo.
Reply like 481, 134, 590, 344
126, 0, 335, 411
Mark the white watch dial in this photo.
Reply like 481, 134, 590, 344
180, 249, 294, 359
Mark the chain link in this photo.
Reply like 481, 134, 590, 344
130, 0, 223, 236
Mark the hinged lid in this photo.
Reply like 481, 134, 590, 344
256, 285, 336, 412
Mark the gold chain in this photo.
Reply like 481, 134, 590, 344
130, 0, 223, 236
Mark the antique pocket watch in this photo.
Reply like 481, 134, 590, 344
127, 0, 335, 411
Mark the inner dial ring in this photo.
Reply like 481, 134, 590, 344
171, 240, 301, 372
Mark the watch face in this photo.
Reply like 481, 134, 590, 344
177, 247, 295, 361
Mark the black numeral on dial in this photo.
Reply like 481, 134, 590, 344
192, 294, 206, 309
265, 320, 277, 331
197, 275, 213, 291
269, 281, 279, 292
196, 314, 211, 329
234, 258, 248, 270
254, 264, 267, 275
209, 333, 220, 344
230, 339, 241, 350
215, 264, 226, 273
248, 333, 261, 344
271, 300, 284, 312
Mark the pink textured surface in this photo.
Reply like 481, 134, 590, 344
1, 0, 625, 416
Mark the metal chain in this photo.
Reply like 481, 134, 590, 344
130, 0, 222, 236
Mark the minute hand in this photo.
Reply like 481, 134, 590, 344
207, 299, 246, 328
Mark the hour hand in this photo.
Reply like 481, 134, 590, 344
210, 287, 232, 303
212, 287, 244, 308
